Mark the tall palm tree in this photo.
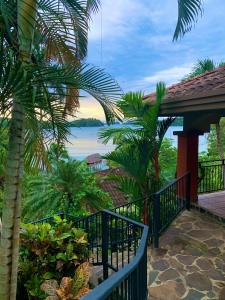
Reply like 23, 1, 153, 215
99, 83, 175, 223
0, 1, 122, 299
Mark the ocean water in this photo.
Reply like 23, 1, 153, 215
65, 125, 208, 160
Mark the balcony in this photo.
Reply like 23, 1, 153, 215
33, 161, 225, 300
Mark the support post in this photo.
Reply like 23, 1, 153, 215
102, 211, 109, 280
175, 130, 202, 202
153, 193, 160, 248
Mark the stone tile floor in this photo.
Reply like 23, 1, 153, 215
148, 210, 225, 300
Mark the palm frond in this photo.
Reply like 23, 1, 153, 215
143, 82, 166, 140
157, 117, 176, 149
108, 173, 142, 201
173, 0, 203, 41
99, 126, 140, 145
103, 141, 151, 186
86, 0, 100, 14
118, 92, 144, 119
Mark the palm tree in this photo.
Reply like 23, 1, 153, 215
0, 1, 122, 298
22, 159, 112, 222
183, 59, 225, 160
99, 83, 175, 223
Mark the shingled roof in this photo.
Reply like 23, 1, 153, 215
85, 153, 102, 165
144, 65, 225, 117
95, 168, 128, 208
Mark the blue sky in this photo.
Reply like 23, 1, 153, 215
78, 0, 225, 119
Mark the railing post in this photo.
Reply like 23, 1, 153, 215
102, 211, 109, 280
153, 193, 160, 248
186, 172, 191, 211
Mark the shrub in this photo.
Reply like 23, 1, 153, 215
17, 216, 89, 300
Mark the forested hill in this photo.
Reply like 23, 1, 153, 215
69, 118, 104, 127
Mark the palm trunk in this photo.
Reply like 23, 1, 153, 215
154, 146, 160, 193
216, 123, 224, 160
0, 1, 36, 298
0, 101, 25, 300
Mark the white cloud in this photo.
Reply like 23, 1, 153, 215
142, 64, 193, 85
88, 0, 147, 41
122, 64, 194, 92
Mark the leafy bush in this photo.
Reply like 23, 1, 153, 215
41, 262, 90, 300
22, 160, 112, 222
18, 216, 89, 300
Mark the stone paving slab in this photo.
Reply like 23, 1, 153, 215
148, 210, 225, 300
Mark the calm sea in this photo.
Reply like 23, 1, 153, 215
65, 125, 208, 160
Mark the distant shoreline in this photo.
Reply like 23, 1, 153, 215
68, 118, 104, 127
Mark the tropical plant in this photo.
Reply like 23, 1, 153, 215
207, 118, 225, 160
0, 1, 122, 298
41, 262, 90, 300
18, 216, 88, 299
47, 143, 70, 164
183, 59, 225, 80
22, 159, 112, 222
99, 83, 175, 223
159, 138, 177, 182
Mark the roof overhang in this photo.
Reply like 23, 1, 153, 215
144, 66, 225, 118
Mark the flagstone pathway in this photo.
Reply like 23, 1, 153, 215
148, 210, 225, 300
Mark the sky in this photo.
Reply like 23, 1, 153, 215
77, 0, 225, 120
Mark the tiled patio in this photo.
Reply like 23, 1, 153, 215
198, 191, 225, 219
148, 210, 225, 300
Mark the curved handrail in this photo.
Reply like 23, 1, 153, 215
82, 210, 148, 300
82, 216, 148, 299
32, 210, 149, 299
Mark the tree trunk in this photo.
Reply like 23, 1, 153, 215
0, 1, 36, 298
216, 123, 224, 160
0, 101, 25, 300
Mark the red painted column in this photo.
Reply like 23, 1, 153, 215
175, 131, 200, 202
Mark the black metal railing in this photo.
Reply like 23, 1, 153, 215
78, 210, 148, 300
152, 172, 190, 248
198, 159, 225, 194
33, 210, 148, 300
111, 173, 191, 248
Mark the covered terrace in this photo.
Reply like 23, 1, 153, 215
144, 65, 225, 220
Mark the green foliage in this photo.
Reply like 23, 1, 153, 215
22, 159, 112, 222
69, 118, 104, 127
159, 138, 177, 182
47, 143, 70, 164
207, 119, 225, 159
41, 262, 91, 299
18, 217, 88, 299
183, 59, 225, 81
99, 83, 175, 200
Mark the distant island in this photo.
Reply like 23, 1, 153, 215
69, 118, 104, 127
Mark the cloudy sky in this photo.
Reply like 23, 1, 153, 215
78, 0, 225, 120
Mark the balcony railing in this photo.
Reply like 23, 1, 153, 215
33, 210, 149, 300
198, 159, 225, 194
152, 172, 191, 247
114, 173, 191, 248
32, 172, 192, 299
